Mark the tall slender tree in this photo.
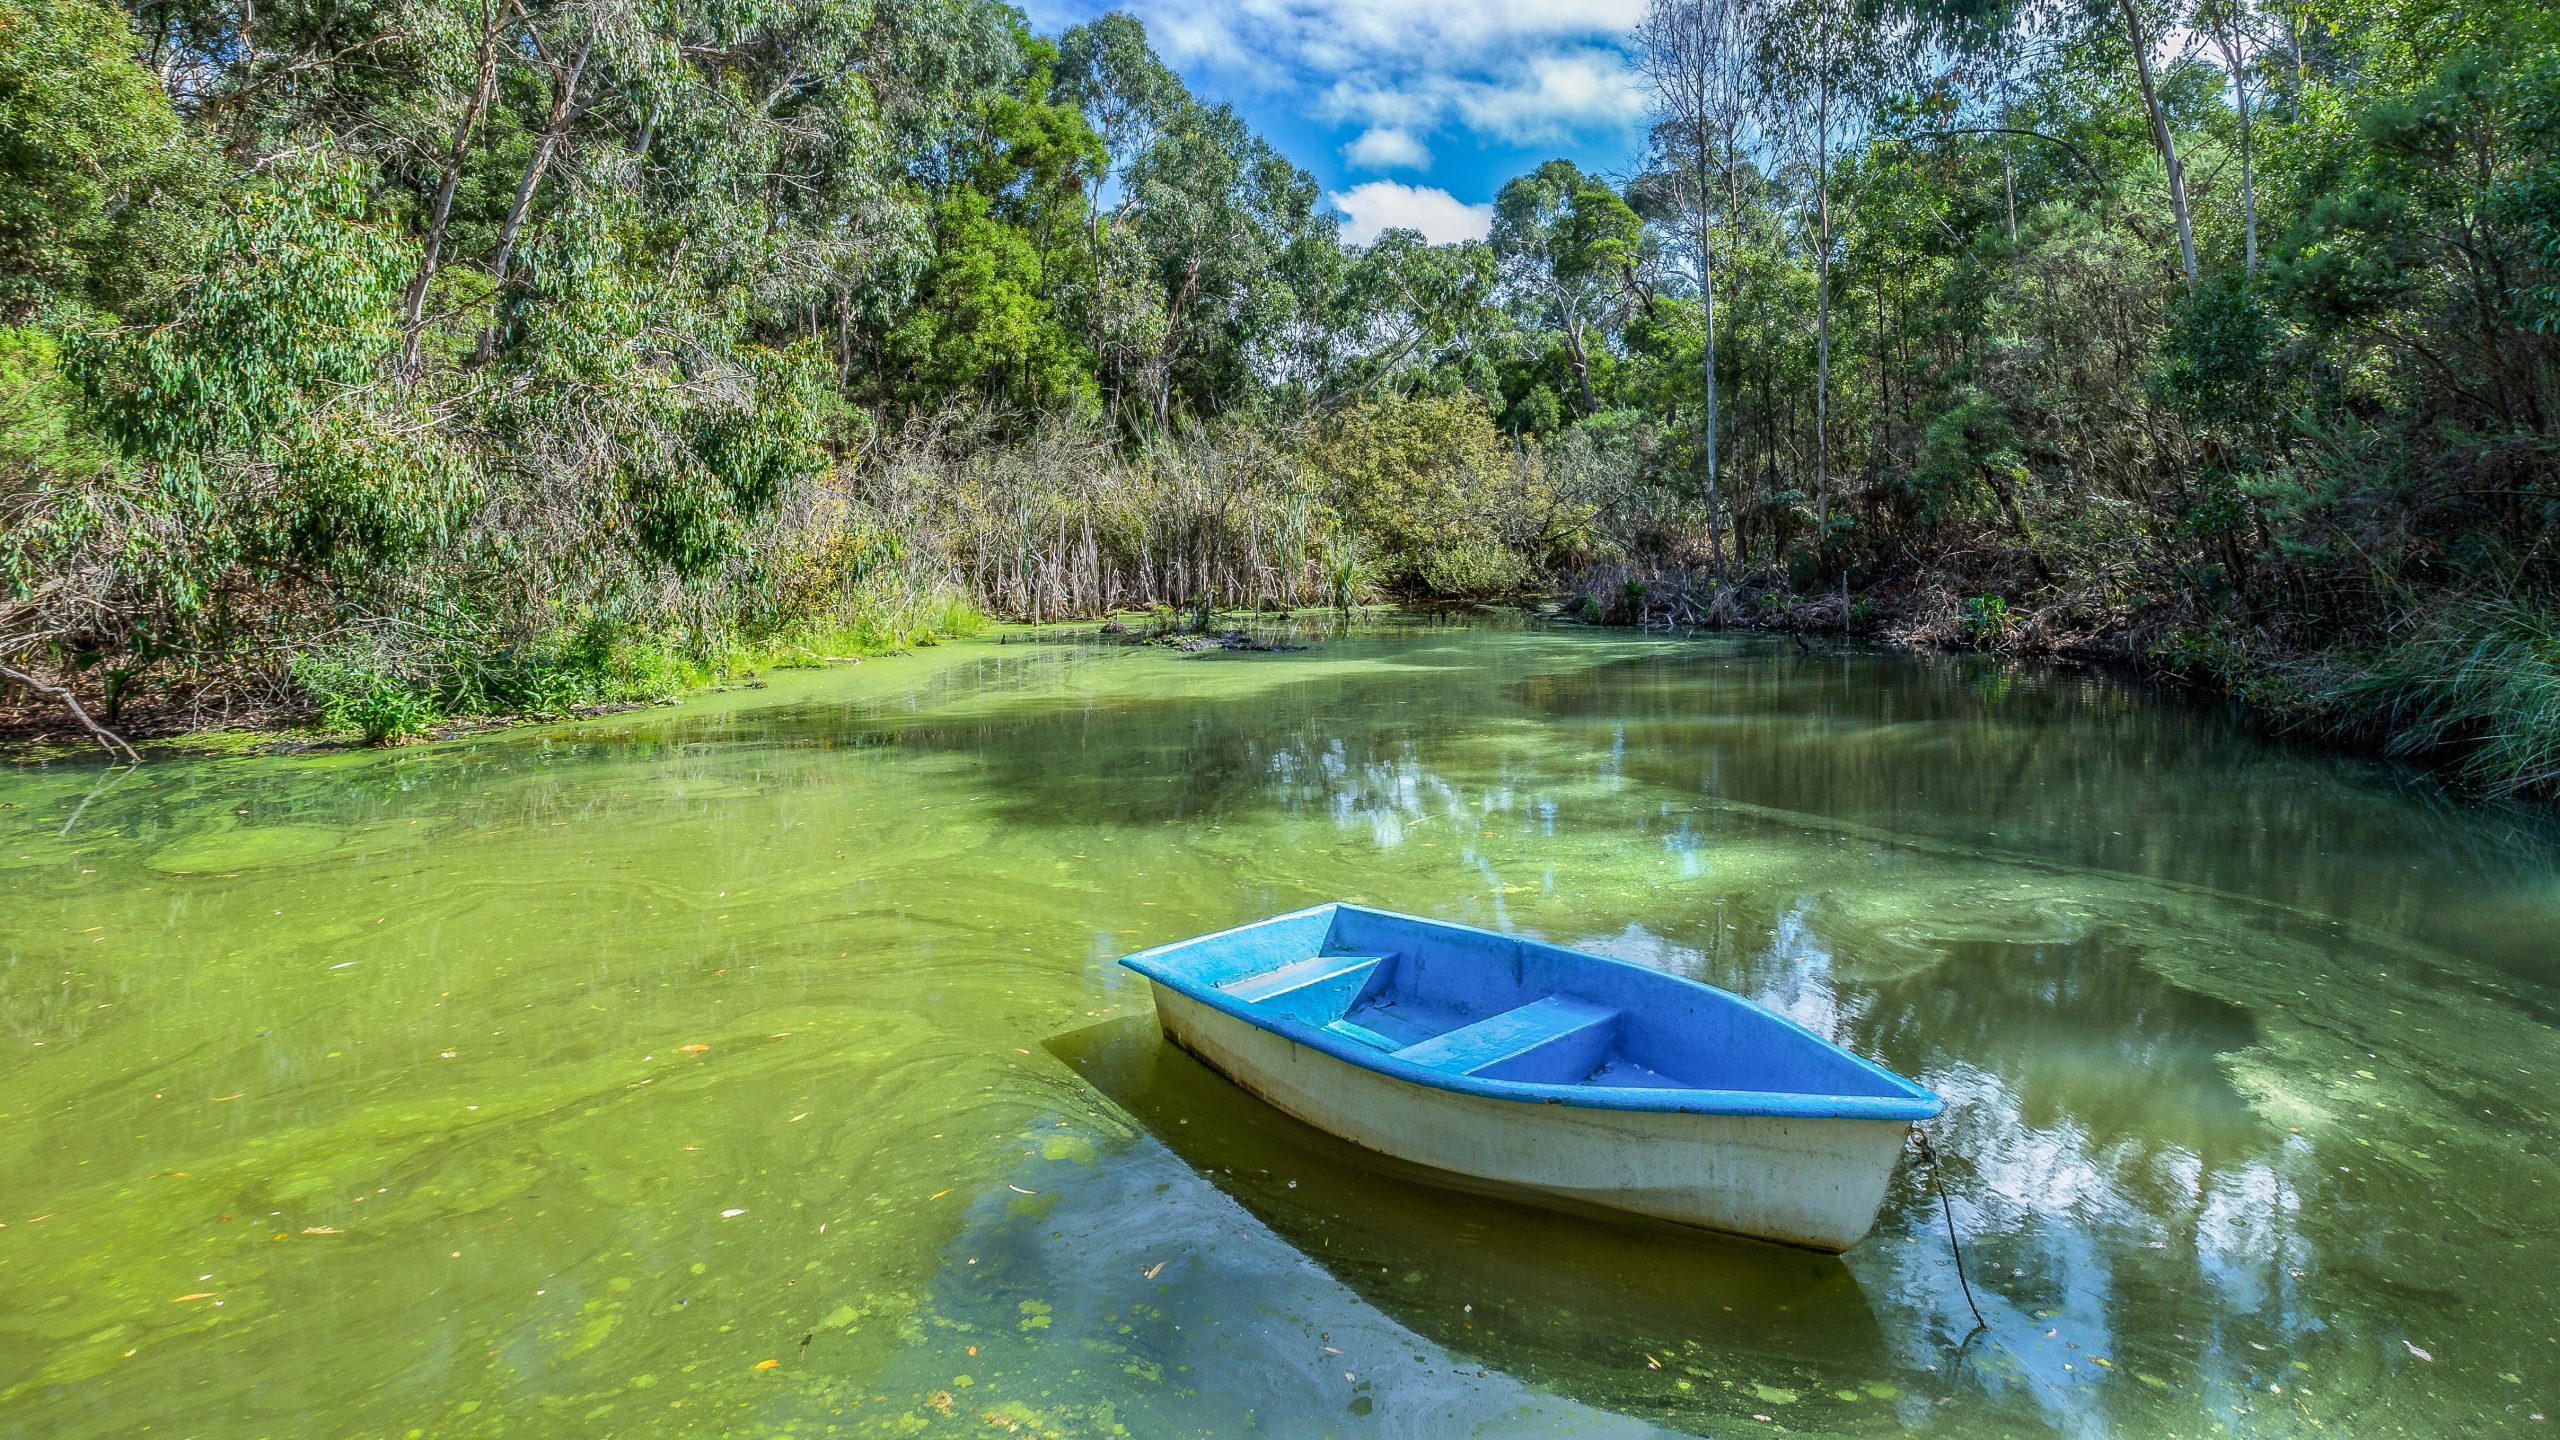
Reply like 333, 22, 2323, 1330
1756, 0, 1871, 560
1637, 0, 1761, 575
2117, 0, 2201, 288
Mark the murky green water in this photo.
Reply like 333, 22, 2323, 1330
3, 621, 2555, 1438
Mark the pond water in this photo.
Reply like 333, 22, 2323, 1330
2, 621, 2555, 1438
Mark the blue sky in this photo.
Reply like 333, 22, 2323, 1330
1018, 1, 1650, 245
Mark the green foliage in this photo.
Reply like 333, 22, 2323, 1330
0, 325, 108, 478
0, 0, 2552, 806
1962, 594, 2014, 646
0, 0, 202, 317
2160, 275, 2277, 426
1906, 391, 2026, 527
2334, 600, 2560, 795
884, 191, 1095, 413
1322, 534, 1371, 613
1419, 542, 1532, 597
70, 157, 478, 580
291, 652, 442, 744
80, 159, 411, 461
1306, 392, 1524, 594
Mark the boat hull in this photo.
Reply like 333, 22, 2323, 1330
1150, 983, 1911, 1252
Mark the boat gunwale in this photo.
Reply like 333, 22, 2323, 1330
1119, 903, 1944, 1123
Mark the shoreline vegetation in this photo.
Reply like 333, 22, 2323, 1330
2, 0, 2554, 794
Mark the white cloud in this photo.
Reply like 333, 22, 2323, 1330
1126, 0, 1647, 158
1330, 181, 1495, 245
1450, 49, 1647, 142
1342, 126, 1431, 171
1143, 0, 1646, 68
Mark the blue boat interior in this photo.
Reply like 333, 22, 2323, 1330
1130, 904, 1928, 1103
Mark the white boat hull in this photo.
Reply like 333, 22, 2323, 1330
1151, 983, 1912, 1252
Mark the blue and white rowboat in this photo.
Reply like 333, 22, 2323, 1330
1120, 903, 1942, 1252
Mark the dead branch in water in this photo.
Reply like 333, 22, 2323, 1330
0, 662, 142, 765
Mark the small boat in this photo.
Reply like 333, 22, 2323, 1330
1119, 903, 1942, 1252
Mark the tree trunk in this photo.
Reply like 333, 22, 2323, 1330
1813, 71, 1832, 561
1565, 312, 1597, 415
2230, 39, 2257, 276
476, 35, 592, 364
2119, 0, 2200, 290
1151, 258, 1201, 431
2003, 145, 2017, 244
1701, 227, 1725, 577
399, 0, 510, 375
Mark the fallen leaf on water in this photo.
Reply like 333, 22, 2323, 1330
1644, 1354, 1661, 1369
2405, 1341, 2434, 1362
929, 1189, 951, 1200
754, 1359, 779, 1371
681, 1044, 711, 1055
789, 1113, 808, 1123
171, 1292, 218, 1303
1006, 1185, 1036, 1196
720, 1208, 746, 1218
1143, 1262, 1165, 1280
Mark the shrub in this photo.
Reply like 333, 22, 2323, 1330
2334, 598, 2560, 796
1303, 392, 1516, 594
291, 652, 440, 744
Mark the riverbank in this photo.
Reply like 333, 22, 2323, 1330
9, 579, 2552, 813
0, 606, 1414, 763
0, 619, 982, 762
1559, 563, 2560, 805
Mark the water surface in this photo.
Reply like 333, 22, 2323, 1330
2, 622, 2554, 1437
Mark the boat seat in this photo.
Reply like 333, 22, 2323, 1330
1323, 1018, 1404, 1051
1221, 954, 1384, 1002
1391, 995, 1621, 1081
1220, 954, 1389, 1024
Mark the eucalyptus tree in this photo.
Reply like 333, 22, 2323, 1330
396, 0, 508, 373
1636, 0, 1763, 573
0, 0, 203, 318
1752, 0, 1893, 557
470, 0, 617, 364
2195, 0, 2266, 276
2110, 0, 2200, 288
1121, 102, 1328, 427
1055, 11, 1183, 416
1321, 230, 1508, 405
1491, 159, 1644, 417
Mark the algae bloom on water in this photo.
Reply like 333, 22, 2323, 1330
0, 622, 2554, 1439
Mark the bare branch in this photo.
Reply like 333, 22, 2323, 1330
0, 663, 142, 765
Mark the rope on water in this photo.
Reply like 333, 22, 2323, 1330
1911, 1124, 1988, 1335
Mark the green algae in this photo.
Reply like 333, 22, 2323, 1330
144, 821, 345, 873
0, 624, 2556, 1438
